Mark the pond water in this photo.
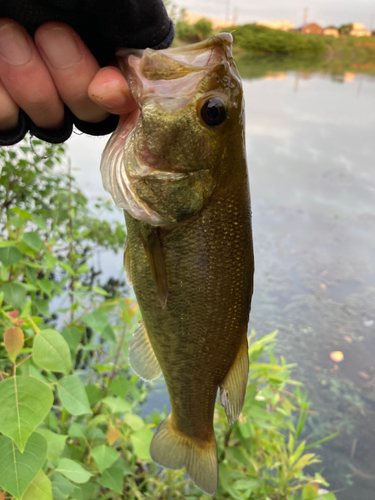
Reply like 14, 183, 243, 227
68, 68, 375, 500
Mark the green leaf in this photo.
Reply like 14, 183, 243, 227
38, 279, 53, 297
101, 324, 116, 342
35, 429, 67, 462
51, 473, 75, 500
31, 215, 48, 230
81, 310, 108, 333
22, 232, 43, 251
57, 458, 92, 484
0, 246, 22, 267
12, 208, 32, 220
57, 376, 92, 416
34, 299, 50, 317
226, 486, 244, 500
93, 285, 109, 296
91, 445, 118, 472
0, 376, 53, 451
130, 426, 153, 461
33, 329, 72, 374
0, 433, 47, 500
305, 432, 339, 450
99, 466, 123, 494
21, 470, 53, 500
319, 494, 336, 500
85, 385, 104, 407
124, 412, 145, 431
0, 283, 26, 310
109, 376, 133, 399
68, 422, 87, 440
302, 484, 319, 499
71, 482, 100, 500
102, 396, 132, 415
61, 326, 83, 351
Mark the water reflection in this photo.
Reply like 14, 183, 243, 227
245, 72, 375, 499
67, 67, 375, 500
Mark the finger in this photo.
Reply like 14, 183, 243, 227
0, 19, 65, 129
35, 22, 110, 124
0, 78, 19, 131
88, 66, 138, 115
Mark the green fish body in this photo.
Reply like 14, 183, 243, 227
101, 34, 254, 495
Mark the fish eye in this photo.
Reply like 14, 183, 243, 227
200, 97, 227, 127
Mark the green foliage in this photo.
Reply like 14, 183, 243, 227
0, 140, 337, 499
338, 24, 353, 36
176, 18, 213, 43
232, 24, 327, 55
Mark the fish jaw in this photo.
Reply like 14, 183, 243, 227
100, 33, 243, 226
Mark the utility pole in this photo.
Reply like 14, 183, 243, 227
371, 11, 375, 31
302, 7, 309, 30
233, 6, 238, 25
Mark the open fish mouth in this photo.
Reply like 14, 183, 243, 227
100, 33, 237, 226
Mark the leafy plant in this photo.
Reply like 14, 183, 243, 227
0, 140, 336, 499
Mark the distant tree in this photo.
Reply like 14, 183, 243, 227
176, 18, 212, 43
339, 23, 353, 36
194, 18, 213, 40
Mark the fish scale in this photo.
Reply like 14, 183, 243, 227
101, 33, 254, 495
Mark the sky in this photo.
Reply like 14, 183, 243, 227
171, 0, 375, 29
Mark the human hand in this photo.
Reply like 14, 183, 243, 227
0, 19, 138, 133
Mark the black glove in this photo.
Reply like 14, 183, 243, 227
0, 0, 174, 145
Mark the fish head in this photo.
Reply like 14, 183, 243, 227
100, 33, 244, 226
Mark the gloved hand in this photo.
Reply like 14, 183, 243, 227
0, 0, 174, 145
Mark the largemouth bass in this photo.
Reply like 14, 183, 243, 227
100, 33, 254, 495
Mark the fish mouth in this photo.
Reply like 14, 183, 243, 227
117, 33, 235, 111
100, 33, 236, 226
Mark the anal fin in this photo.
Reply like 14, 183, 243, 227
220, 334, 249, 424
129, 321, 162, 380
150, 415, 218, 495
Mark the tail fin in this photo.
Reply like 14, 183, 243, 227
150, 415, 218, 495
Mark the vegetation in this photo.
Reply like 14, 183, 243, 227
0, 140, 337, 499
338, 24, 353, 36
176, 18, 213, 43
232, 24, 327, 56
174, 17, 375, 77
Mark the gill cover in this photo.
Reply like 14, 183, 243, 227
100, 33, 241, 226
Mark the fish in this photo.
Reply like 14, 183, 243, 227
100, 33, 254, 495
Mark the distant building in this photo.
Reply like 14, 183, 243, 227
184, 11, 235, 30
256, 20, 294, 31
302, 23, 323, 35
323, 26, 339, 37
350, 23, 371, 37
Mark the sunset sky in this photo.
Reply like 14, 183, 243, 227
171, 0, 375, 29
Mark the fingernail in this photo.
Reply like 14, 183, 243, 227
0, 23, 32, 65
39, 27, 81, 69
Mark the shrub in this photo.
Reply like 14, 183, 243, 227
176, 18, 213, 43
232, 24, 327, 55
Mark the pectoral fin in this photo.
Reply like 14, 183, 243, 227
142, 229, 168, 308
123, 239, 132, 286
220, 334, 249, 424
129, 321, 162, 380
